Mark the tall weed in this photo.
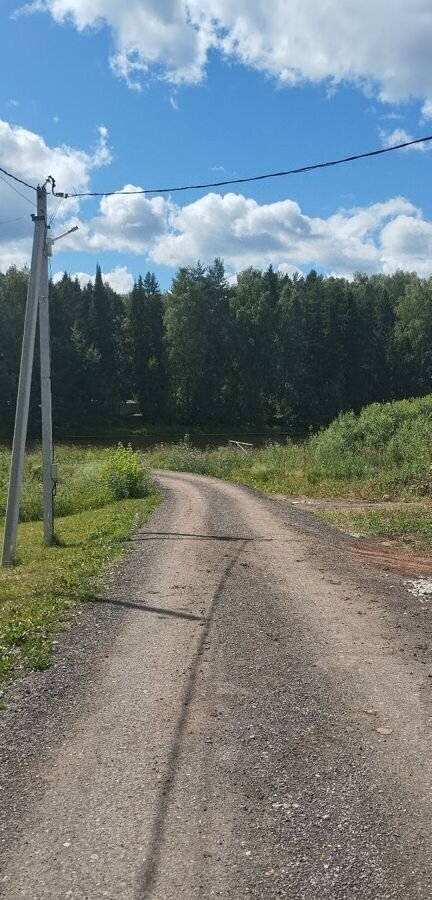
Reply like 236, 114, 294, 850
147, 395, 432, 499
0, 443, 151, 523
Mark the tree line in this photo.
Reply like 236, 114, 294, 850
0, 260, 431, 433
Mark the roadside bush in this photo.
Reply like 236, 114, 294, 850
151, 436, 211, 475
145, 394, 432, 499
101, 444, 150, 500
308, 396, 432, 489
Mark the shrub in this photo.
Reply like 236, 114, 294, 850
145, 394, 432, 499
100, 444, 150, 500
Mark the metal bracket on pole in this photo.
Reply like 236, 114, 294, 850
1, 188, 47, 567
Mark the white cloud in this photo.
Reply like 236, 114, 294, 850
53, 265, 134, 293
0, 237, 33, 272
2, 118, 432, 281
92, 125, 112, 167
421, 99, 432, 120
382, 111, 405, 121
148, 193, 417, 275
62, 188, 170, 254
6, 177, 432, 278
20, 0, 432, 102
380, 127, 432, 150
54, 188, 432, 278
0, 119, 113, 268
0, 119, 111, 197
380, 216, 432, 276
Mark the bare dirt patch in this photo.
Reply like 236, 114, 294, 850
348, 536, 432, 577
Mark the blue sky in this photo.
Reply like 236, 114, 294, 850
1, 0, 432, 291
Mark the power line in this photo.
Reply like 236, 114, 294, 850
0, 165, 37, 193
49, 195, 64, 228
0, 172, 35, 208
51, 133, 432, 199
2, 130, 430, 206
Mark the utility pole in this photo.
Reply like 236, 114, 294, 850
1, 186, 47, 567
1, 186, 79, 567
39, 223, 78, 548
39, 223, 55, 547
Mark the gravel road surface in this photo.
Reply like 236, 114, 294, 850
1, 470, 431, 899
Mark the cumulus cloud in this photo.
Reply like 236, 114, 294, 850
149, 193, 419, 275
53, 265, 134, 293
0, 238, 33, 273
6, 181, 432, 277
0, 119, 113, 268
0, 119, 111, 197
57, 188, 170, 255
421, 99, 432, 120
53, 188, 432, 278
19, 0, 432, 102
2, 117, 432, 280
379, 127, 432, 150
380, 216, 432, 276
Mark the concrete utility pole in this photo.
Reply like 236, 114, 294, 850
39, 224, 55, 547
40, 223, 78, 548
1, 186, 47, 567
1, 186, 79, 566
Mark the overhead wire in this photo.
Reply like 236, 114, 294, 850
49, 133, 432, 199
49, 195, 64, 228
1, 131, 431, 212
0, 164, 37, 193
0, 172, 35, 208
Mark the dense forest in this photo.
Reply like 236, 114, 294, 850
0, 261, 431, 433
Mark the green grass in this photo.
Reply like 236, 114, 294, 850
146, 395, 432, 501
0, 495, 159, 689
0, 444, 160, 691
0, 444, 112, 522
0, 443, 154, 521
145, 396, 432, 551
314, 504, 432, 551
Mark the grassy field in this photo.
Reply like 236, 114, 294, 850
0, 445, 132, 522
0, 444, 159, 690
315, 504, 432, 550
146, 395, 432, 550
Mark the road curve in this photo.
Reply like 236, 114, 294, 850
1, 470, 431, 899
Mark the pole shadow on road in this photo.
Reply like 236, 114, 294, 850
130, 531, 274, 543
93, 597, 204, 622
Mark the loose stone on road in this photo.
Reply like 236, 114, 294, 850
0, 471, 431, 898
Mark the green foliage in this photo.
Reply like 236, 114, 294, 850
316, 504, 432, 550
130, 273, 166, 423
0, 444, 151, 523
163, 261, 232, 424
1, 261, 432, 435
308, 395, 432, 492
100, 444, 150, 500
0, 440, 158, 686
146, 395, 432, 500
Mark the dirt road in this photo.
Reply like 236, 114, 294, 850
1, 471, 431, 899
